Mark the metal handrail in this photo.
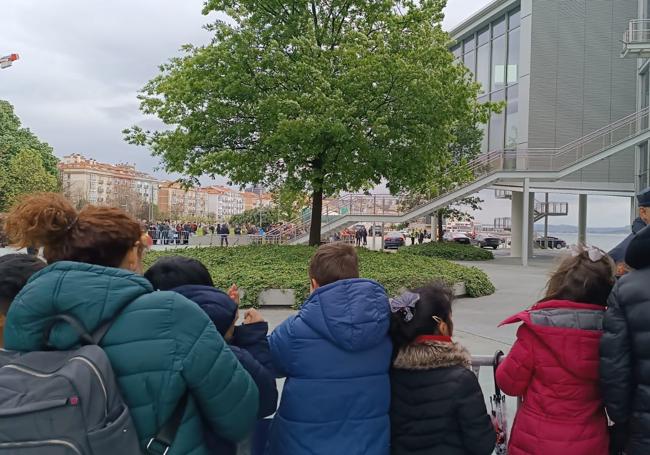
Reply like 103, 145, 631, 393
624, 19, 650, 44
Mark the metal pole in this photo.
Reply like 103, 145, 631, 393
544, 193, 549, 249
381, 222, 385, 252
522, 178, 530, 267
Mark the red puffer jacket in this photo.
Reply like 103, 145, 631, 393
496, 300, 609, 455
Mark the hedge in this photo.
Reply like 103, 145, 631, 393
400, 242, 494, 261
144, 245, 495, 307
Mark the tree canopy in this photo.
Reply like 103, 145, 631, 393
0, 149, 59, 211
125, 0, 493, 244
0, 100, 59, 211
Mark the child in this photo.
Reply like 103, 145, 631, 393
144, 256, 278, 455
0, 254, 46, 348
496, 245, 615, 455
266, 243, 392, 455
389, 282, 495, 455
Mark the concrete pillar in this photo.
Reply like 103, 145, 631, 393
528, 191, 535, 258
511, 191, 523, 258
578, 194, 588, 245
522, 178, 531, 267
544, 193, 549, 249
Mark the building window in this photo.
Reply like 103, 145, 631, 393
491, 34, 506, 91
489, 90, 506, 151
505, 85, 519, 149
492, 18, 506, 38
509, 8, 521, 29
476, 42, 490, 93
507, 27, 520, 84
477, 26, 490, 46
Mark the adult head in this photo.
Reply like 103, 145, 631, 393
308, 243, 359, 291
0, 254, 46, 347
144, 256, 215, 290
389, 282, 455, 351
541, 245, 615, 306
638, 187, 650, 224
5, 193, 146, 273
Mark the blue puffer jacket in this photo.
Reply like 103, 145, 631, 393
266, 278, 392, 455
173, 285, 279, 455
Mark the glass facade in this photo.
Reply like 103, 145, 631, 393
457, 7, 521, 153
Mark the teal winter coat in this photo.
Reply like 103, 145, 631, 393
4, 261, 259, 455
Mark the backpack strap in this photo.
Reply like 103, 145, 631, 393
146, 394, 189, 455
43, 305, 128, 348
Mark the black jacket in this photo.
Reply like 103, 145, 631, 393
601, 225, 650, 454
390, 340, 495, 455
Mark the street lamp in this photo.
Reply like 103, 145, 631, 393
0, 53, 19, 70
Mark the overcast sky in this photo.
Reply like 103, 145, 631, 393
0, 0, 632, 227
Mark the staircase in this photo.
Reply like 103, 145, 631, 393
256, 107, 650, 245
494, 190, 569, 222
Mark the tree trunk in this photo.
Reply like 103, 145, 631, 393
309, 187, 323, 246
437, 210, 444, 242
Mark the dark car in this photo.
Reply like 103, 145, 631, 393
473, 234, 501, 250
443, 232, 471, 245
535, 236, 567, 249
384, 231, 406, 249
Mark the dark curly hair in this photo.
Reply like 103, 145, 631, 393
0, 254, 47, 314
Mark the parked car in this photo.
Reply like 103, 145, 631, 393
443, 232, 471, 245
473, 234, 501, 250
535, 236, 567, 249
384, 231, 406, 249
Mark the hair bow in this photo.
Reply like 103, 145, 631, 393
389, 291, 420, 322
569, 244, 606, 262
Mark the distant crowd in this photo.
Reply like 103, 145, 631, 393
2, 192, 650, 455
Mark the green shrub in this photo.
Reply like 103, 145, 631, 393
144, 245, 495, 307
400, 241, 494, 261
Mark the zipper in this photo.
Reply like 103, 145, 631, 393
0, 439, 82, 454
69, 356, 108, 418
1, 357, 109, 418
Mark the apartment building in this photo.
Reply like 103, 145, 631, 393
158, 182, 209, 219
59, 154, 159, 213
203, 186, 245, 220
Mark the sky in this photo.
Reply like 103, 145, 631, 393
0, 0, 632, 227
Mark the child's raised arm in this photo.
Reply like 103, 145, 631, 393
496, 325, 535, 397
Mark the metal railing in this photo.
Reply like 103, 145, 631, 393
623, 19, 650, 46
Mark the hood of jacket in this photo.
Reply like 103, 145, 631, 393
5, 261, 154, 351
393, 340, 471, 371
500, 299, 605, 381
172, 285, 237, 336
299, 278, 390, 352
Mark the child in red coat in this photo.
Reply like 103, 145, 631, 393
496, 245, 615, 455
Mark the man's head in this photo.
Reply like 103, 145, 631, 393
0, 254, 47, 347
308, 243, 359, 291
638, 188, 650, 224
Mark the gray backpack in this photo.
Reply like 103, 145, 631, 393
0, 314, 186, 454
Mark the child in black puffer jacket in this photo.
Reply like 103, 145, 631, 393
389, 282, 495, 455
145, 256, 278, 455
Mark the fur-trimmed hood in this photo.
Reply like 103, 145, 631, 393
393, 340, 472, 370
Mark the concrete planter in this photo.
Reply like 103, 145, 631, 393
250, 283, 467, 308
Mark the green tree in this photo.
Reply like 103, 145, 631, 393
230, 208, 279, 229
125, 0, 493, 245
0, 149, 59, 210
272, 187, 309, 222
0, 100, 59, 210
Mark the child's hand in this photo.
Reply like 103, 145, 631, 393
228, 284, 240, 305
243, 309, 264, 324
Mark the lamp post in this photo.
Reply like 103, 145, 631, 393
0, 53, 19, 70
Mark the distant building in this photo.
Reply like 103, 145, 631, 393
58, 154, 160, 217
158, 182, 209, 219
203, 186, 245, 221
242, 191, 273, 211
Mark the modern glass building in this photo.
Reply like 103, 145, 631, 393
449, 0, 645, 263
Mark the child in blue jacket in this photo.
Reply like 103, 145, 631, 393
145, 256, 278, 455
267, 243, 392, 455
